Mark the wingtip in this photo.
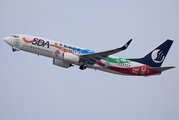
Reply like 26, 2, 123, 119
166, 39, 174, 42
121, 39, 132, 50
128, 39, 132, 44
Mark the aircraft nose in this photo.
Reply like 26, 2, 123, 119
4, 37, 11, 45
4, 37, 9, 42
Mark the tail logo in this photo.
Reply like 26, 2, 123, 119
151, 49, 165, 63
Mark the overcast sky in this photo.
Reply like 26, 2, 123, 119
0, 0, 179, 120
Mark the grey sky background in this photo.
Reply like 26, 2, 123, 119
0, 0, 179, 120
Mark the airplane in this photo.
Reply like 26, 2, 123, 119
4, 34, 175, 76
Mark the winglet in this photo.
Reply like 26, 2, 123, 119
121, 39, 132, 50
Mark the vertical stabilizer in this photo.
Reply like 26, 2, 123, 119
129, 39, 173, 67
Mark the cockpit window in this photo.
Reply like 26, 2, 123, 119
12, 35, 19, 38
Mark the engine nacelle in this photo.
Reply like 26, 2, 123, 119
53, 59, 72, 68
62, 53, 79, 64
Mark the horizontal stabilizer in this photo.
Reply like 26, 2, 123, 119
149, 66, 175, 72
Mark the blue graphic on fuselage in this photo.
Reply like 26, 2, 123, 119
83, 49, 95, 54
65, 46, 95, 54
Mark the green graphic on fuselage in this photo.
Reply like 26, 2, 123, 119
103, 62, 111, 69
106, 57, 133, 63
16, 41, 20, 46
101, 57, 134, 69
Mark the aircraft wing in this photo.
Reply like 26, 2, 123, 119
79, 39, 132, 62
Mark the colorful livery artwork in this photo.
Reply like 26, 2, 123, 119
4, 34, 175, 76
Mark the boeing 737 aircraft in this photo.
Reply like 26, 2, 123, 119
4, 34, 175, 76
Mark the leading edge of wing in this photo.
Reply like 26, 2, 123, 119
80, 39, 132, 60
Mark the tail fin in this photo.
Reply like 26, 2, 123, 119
129, 39, 173, 67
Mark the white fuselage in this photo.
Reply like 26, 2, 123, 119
4, 34, 161, 76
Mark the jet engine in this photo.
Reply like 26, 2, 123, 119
53, 59, 73, 68
62, 53, 79, 64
